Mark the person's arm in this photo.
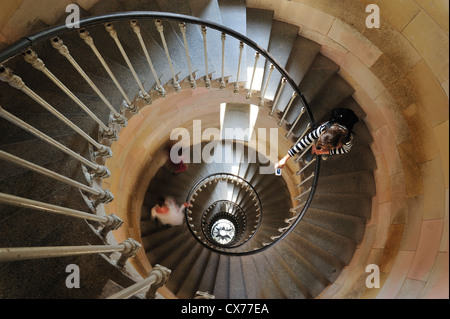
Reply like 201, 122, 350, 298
288, 124, 327, 157
276, 124, 327, 168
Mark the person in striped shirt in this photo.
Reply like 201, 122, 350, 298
275, 108, 357, 169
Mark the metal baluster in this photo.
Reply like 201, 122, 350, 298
178, 22, 196, 89
22, 49, 119, 141
200, 26, 211, 89
269, 77, 287, 116
259, 64, 274, 107
246, 52, 260, 99
285, 106, 306, 138
0, 66, 113, 157
107, 264, 171, 299
130, 20, 165, 97
105, 22, 151, 104
278, 92, 298, 126
77, 28, 138, 114
155, 19, 181, 92
296, 171, 315, 188
220, 33, 226, 89
0, 238, 140, 266
0, 150, 114, 206
234, 41, 244, 93
50, 37, 127, 127
0, 193, 122, 237
0, 106, 111, 180
285, 215, 298, 223
294, 124, 312, 163
296, 157, 316, 176
294, 186, 312, 201
296, 144, 314, 165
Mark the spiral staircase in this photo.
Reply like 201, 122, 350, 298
0, 0, 378, 299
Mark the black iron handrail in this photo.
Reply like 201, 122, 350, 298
0, 11, 321, 256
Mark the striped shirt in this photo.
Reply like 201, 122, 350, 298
287, 122, 353, 157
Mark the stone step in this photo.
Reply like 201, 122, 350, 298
261, 19, 299, 100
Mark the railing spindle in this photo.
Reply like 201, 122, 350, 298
269, 77, 287, 116
155, 19, 181, 92
200, 26, 211, 89
220, 32, 226, 89
0, 66, 113, 155
0, 193, 123, 237
104, 22, 151, 104
0, 150, 114, 206
259, 63, 274, 107
22, 49, 119, 141
130, 20, 166, 97
285, 106, 306, 138
234, 41, 244, 93
278, 92, 298, 126
246, 52, 260, 99
296, 171, 315, 188
178, 22, 196, 89
0, 106, 111, 178
50, 37, 127, 127
294, 123, 312, 163
294, 187, 312, 202
0, 238, 140, 267
78, 28, 138, 114
107, 264, 171, 299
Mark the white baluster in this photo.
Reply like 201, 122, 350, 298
77, 28, 138, 113
155, 20, 181, 92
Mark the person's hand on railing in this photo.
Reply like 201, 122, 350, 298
311, 144, 330, 155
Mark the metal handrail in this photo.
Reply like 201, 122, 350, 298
0, 11, 321, 256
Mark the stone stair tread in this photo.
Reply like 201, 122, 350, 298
212, 254, 230, 298
240, 254, 266, 298
155, 0, 215, 80
303, 207, 366, 243
245, 7, 274, 91
218, 0, 248, 83
250, 253, 286, 298
262, 247, 311, 298
276, 36, 321, 114
314, 169, 376, 196
176, 247, 212, 298
229, 256, 247, 299
261, 19, 299, 100
310, 192, 372, 219
285, 231, 344, 283
197, 251, 221, 295
289, 74, 355, 132
167, 240, 204, 296
295, 220, 356, 265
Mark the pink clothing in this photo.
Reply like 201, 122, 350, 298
151, 196, 186, 226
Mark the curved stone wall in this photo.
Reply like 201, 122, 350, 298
246, 0, 448, 298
